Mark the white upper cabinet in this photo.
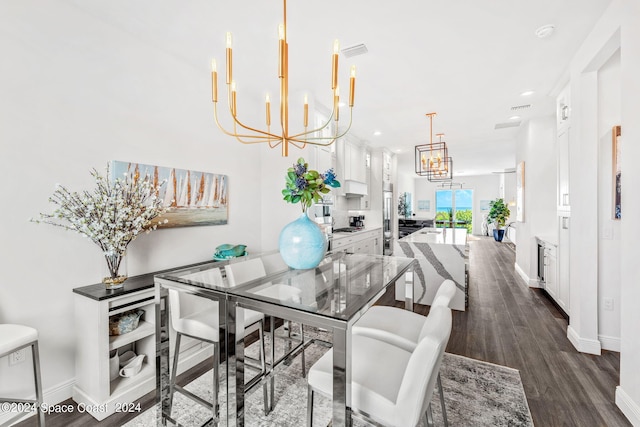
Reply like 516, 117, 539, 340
557, 84, 571, 211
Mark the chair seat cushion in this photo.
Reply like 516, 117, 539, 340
0, 324, 38, 355
308, 335, 412, 424
352, 306, 426, 352
176, 308, 263, 342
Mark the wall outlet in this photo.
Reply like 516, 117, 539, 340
9, 348, 27, 365
603, 298, 614, 311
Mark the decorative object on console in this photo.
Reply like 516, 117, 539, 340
32, 163, 168, 289
108, 309, 145, 336
112, 161, 229, 228
213, 244, 248, 260
210, 0, 357, 157
279, 158, 340, 269
488, 198, 511, 242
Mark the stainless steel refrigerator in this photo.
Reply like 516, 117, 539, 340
383, 183, 393, 255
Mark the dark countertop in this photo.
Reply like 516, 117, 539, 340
73, 259, 216, 301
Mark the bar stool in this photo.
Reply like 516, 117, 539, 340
0, 324, 45, 426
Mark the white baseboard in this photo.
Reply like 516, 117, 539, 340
567, 325, 602, 355
616, 386, 640, 426
0, 377, 74, 426
514, 262, 542, 288
599, 334, 621, 352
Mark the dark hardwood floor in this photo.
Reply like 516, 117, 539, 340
16, 237, 630, 426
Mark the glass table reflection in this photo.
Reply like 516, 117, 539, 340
154, 250, 416, 426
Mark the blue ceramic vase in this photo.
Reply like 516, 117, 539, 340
279, 213, 327, 270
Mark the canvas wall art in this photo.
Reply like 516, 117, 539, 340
417, 200, 431, 212
613, 125, 621, 220
112, 161, 229, 228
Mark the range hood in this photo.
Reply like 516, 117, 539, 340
343, 179, 368, 197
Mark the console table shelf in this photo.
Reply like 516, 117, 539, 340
72, 261, 216, 421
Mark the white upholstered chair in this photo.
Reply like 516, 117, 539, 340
350, 279, 457, 425
307, 306, 453, 426
0, 324, 46, 426
168, 258, 269, 420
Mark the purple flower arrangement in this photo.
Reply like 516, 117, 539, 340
282, 157, 340, 213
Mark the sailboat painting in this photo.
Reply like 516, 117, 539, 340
111, 160, 228, 228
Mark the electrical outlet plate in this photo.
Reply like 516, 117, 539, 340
9, 348, 27, 365
603, 298, 614, 311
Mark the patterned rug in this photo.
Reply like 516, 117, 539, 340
125, 328, 532, 427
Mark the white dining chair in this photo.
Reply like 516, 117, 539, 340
0, 324, 46, 426
168, 261, 269, 420
350, 279, 456, 426
307, 305, 453, 427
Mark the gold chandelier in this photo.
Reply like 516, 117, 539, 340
415, 112, 453, 181
211, 0, 356, 157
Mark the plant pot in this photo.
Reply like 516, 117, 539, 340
278, 213, 327, 270
493, 229, 505, 242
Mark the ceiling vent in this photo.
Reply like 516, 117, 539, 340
341, 43, 368, 58
495, 121, 522, 130
511, 104, 531, 111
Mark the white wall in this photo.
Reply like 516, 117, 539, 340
413, 175, 501, 235
0, 0, 263, 407
597, 50, 621, 351
514, 116, 557, 285
565, 0, 640, 423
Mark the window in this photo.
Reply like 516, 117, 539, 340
435, 189, 473, 234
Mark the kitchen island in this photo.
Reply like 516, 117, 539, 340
394, 227, 468, 311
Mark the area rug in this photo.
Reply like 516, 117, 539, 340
125, 328, 532, 427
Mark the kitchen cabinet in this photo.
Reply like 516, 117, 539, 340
557, 215, 570, 315
537, 237, 569, 317
332, 228, 381, 255
72, 277, 212, 420
314, 144, 334, 175
557, 84, 571, 211
383, 151, 392, 184
544, 244, 558, 301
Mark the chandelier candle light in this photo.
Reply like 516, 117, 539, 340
415, 112, 453, 181
211, 0, 357, 156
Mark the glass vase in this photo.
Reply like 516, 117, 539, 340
103, 250, 128, 290
278, 213, 327, 270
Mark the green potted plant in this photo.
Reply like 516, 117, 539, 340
487, 198, 510, 242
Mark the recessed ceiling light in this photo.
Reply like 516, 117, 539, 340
338, 102, 346, 108
520, 90, 535, 96
373, 131, 382, 136
509, 115, 521, 120
535, 24, 555, 39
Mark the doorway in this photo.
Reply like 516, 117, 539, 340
435, 189, 473, 233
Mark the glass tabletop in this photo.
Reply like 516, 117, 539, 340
155, 250, 416, 322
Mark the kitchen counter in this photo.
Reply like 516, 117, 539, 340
394, 228, 468, 311
399, 227, 467, 246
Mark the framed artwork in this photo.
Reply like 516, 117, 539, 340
417, 200, 431, 211
516, 161, 525, 222
112, 161, 229, 228
480, 200, 491, 212
613, 125, 621, 219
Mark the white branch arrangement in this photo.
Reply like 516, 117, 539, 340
32, 164, 169, 282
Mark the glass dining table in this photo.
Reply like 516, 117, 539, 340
154, 250, 417, 426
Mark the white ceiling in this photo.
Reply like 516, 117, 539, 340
66, 0, 611, 176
